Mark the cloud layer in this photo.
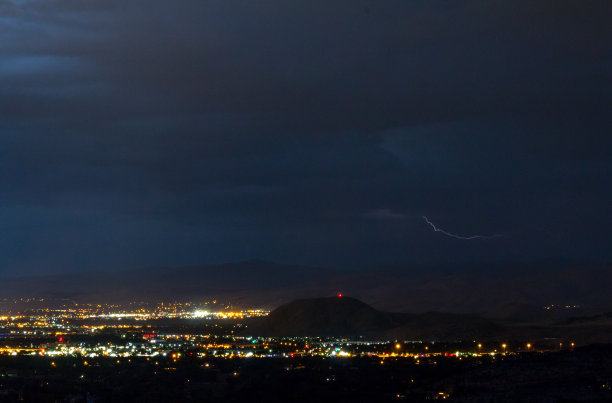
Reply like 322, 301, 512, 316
1, 1, 611, 273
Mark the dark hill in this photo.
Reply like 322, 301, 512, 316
246, 296, 503, 340
247, 296, 401, 336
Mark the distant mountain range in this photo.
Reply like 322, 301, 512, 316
1, 260, 611, 322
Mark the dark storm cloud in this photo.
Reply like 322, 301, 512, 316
1, 1, 611, 273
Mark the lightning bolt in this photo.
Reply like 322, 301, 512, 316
423, 216, 502, 240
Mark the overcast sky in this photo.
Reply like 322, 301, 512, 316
1, 1, 611, 275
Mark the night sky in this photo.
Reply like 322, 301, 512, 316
1, 1, 611, 275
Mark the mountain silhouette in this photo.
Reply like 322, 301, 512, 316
246, 295, 502, 340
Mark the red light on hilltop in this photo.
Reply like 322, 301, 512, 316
58, 337, 64, 342
338, 293, 342, 298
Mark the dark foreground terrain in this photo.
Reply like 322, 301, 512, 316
1, 346, 612, 402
